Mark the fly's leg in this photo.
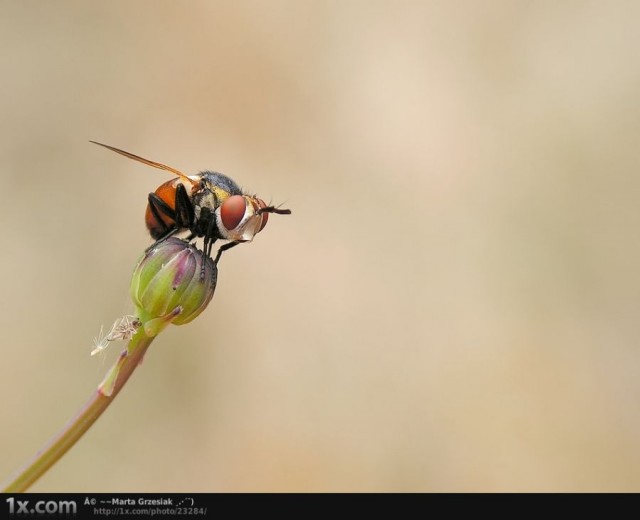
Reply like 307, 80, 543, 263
174, 184, 195, 229
145, 228, 182, 254
146, 185, 196, 254
212, 241, 241, 268
148, 192, 175, 229
145, 193, 179, 253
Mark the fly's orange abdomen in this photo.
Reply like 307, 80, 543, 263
145, 179, 181, 239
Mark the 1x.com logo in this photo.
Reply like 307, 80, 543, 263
6, 497, 77, 515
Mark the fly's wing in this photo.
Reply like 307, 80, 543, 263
90, 141, 195, 186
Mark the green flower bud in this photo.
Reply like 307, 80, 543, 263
130, 238, 217, 336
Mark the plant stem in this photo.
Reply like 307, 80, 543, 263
2, 329, 154, 493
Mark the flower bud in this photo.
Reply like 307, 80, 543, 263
130, 238, 217, 335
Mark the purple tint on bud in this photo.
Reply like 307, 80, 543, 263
172, 257, 190, 287
130, 238, 217, 327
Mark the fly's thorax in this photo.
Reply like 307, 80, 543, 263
192, 188, 218, 222
192, 171, 242, 220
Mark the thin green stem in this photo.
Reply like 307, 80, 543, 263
2, 329, 155, 493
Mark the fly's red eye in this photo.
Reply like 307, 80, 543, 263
220, 195, 247, 230
257, 198, 269, 232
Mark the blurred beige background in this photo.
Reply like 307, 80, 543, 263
1, 0, 639, 492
